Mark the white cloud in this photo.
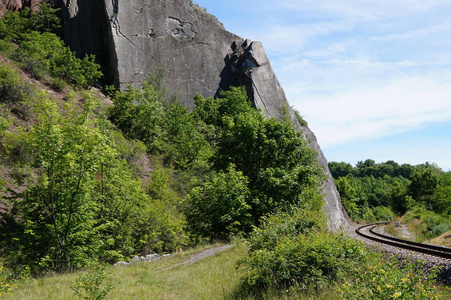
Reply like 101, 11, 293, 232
370, 22, 451, 42
293, 77, 451, 147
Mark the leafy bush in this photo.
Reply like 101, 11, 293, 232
72, 264, 114, 300
244, 208, 325, 253
236, 209, 366, 296
184, 164, 252, 241
107, 83, 166, 153
0, 264, 16, 297
294, 108, 308, 127
0, 92, 187, 273
0, 63, 28, 104
403, 206, 451, 240
340, 257, 446, 300
0, 3, 60, 42
17, 31, 102, 87
372, 206, 395, 221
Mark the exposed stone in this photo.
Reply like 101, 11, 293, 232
114, 252, 169, 267
130, 255, 141, 263
56, 0, 349, 230
145, 253, 160, 261
113, 261, 129, 267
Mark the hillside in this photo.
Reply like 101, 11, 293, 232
0, 3, 448, 299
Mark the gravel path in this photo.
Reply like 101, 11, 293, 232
163, 244, 235, 270
394, 224, 415, 240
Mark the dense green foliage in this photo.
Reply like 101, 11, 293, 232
339, 258, 445, 300
72, 264, 114, 300
330, 159, 451, 239
0, 5, 324, 273
1, 91, 186, 274
1, 6, 447, 299
0, 4, 101, 88
236, 209, 365, 295
108, 84, 324, 241
0, 3, 60, 42
17, 31, 101, 87
236, 209, 447, 299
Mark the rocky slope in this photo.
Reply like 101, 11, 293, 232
3, 0, 350, 230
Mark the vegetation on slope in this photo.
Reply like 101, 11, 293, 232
0, 4, 448, 299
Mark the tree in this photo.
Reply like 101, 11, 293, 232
409, 168, 439, 208
184, 164, 252, 240
18, 31, 102, 86
188, 87, 324, 237
11, 93, 116, 272
108, 83, 166, 153
0, 3, 60, 41
335, 177, 359, 219
328, 162, 353, 178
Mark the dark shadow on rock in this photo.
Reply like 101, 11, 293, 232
60, 0, 118, 87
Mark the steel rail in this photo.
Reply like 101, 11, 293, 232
356, 222, 451, 260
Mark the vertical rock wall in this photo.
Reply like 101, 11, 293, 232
103, 0, 243, 109
58, 0, 349, 230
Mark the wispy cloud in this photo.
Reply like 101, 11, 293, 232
295, 77, 451, 147
370, 22, 451, 42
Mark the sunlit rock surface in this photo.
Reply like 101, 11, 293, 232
58, 0, 349, 230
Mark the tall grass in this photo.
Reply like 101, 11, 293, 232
6, 243, 246, 300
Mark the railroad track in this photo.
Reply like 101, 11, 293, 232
356, 222, 451, 260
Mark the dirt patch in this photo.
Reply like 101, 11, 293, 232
163, 244, 235, 270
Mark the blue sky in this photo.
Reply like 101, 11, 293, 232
194, 0, 451, 171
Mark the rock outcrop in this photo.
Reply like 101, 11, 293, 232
57, 0, 349, 230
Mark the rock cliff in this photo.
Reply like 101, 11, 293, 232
57, 0, 349, 230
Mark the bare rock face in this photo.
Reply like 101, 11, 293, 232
58, 0, 349, 230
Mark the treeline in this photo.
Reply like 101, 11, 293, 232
329, 159, 451, 239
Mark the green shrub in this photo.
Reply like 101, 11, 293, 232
184, 164, 252, 241
0, 63, 27, 104
245, 208, 326, 253
0, 8, 32, 41
294, 108, 308, 127
0, 39, 16, 57
72, 264, 114, 300
372, 206, 395, 221
0, 264, 16, 297
50, 77, 66, 92
236, 210, 366, 296
0, 104, 11, 133
404, 206, 451, 240
17, 31, 101, 87
340, 257, 446, 300
107, 83, 166, 153
361, 206, 376, 222
0, 3, 60, 42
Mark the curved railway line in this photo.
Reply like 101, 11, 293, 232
356, 222, 451, 260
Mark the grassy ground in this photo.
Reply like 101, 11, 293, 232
427, 230, 451, 247
6, 243, 247, 300
5, 242, 344, 300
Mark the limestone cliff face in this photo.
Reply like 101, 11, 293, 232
58, 0, 349, 230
